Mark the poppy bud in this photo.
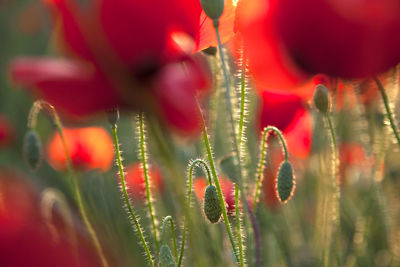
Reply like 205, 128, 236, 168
106, 107, 119, 127
23, 129, 42, 171
313, 84, 330, 114
276, 161, 295, 203
159, 245, 176, 267
204, 185, 222, 223
200, 0, 224, 22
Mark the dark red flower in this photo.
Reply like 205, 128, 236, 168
124, 162, 164, 201
236, 0, 400, 82
0, 170, 101, 267
0, 115, 13, 147
11, 0, 210, 135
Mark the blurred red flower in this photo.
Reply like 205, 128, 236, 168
258, 90, 312, 159
194, 176, 235, 214
236, 0, 400, 84
47, 127, 114, 172
124, 162, 164, 201
11, 0, 211, 135
0, 170, 101, 267
0, 115, 13, 147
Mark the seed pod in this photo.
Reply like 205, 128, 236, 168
159, 245, 176, 267
204, 185, 222, 223
200, 0, 224, 21
276, 161, 295, 203
23, 129, 42, 171
313, 84, 330, 114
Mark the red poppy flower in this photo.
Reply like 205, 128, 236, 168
0, 115, 13, 147
258, 90, 312, 159
0, 170, 101, 267
47, 127, 114, 172
236, 0, 400, 82
124, 162, 164, 201
10, 0, 211, 135
194, 176, 235, 214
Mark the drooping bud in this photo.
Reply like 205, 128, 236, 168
204, 185, 222, 223
23, 129, 42, 171
159, 245, 177, 267
200, 0, 224, 22
276, 161, 295, 203
313, 84, 330, 114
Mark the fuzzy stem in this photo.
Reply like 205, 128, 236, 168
374, 77, 400, 147
111, 124, 155, 267
178, 158, 214, 267
214, 24, 261, 267
197, 98, 240, 263
235, 184, 245, 267
137, 113, 160, 253
238, 58, 247, 148
161, 216, 178, 262
28, 100, 109, 267
253, 126, 288, 212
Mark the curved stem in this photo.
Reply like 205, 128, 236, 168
137, 113, 159, 253
111, 124, 155, 267
28, 100, 109, 267
374, 77, 400, 147
161, 216, 178, 262
253, 126, 288, 212
178, 158, 214, 267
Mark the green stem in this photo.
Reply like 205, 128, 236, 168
178, 158, 214, 267
253, 126, 288, 212
111, 124, 155, 267
323, 113, 340, 267
238, 57, 247, 148
161, 216, 178, 262
137, 113, 160, 253
374, 77, 400, 147
197, 99, 240, 263
235, 184, 245, 267
214, 24, 260, 267
28, 101, 109, 267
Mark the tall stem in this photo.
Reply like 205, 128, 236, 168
137, 113, 159, 253
111, 124, 155, 267
28, 101, 109, 267
215, 25, 261, 267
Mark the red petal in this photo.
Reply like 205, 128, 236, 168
10, 58, 120, 118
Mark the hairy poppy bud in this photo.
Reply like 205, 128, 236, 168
200, 0, 224, 22
204, 185, 222, 223
276, 161, 295, 203
313, 84, 330, 114
159, 245, 176, 267
23, 129, 42, 171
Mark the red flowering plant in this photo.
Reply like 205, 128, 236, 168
4, 0, 400, 266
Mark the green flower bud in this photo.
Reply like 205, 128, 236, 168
313, 84, 330, 114
159, 245, 176, 267
23, 129, 42, 171
276, 161, 295, 203
204, 185, 222, 223
106, 107, 119, 127
200, 0, 224, 22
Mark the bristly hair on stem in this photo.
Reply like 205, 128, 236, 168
136, 112, 160, 254
110, 114, 155, 267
